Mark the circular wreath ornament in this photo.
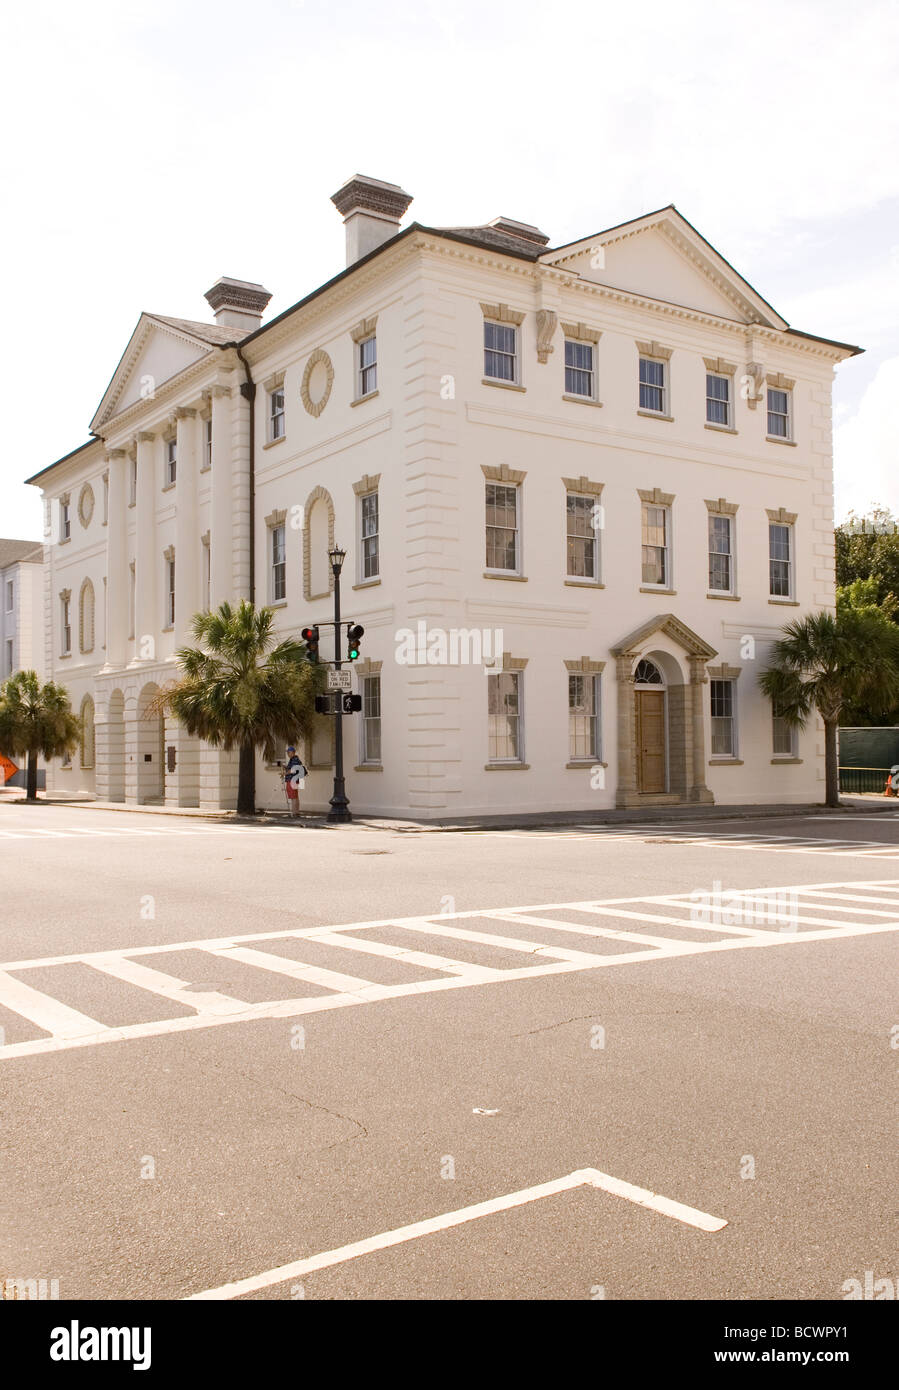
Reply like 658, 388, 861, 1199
301, 348, 334, 418
78, 484, 95, 528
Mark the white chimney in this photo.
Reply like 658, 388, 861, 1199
331, 175, 413, 266
204, 276, 273, 334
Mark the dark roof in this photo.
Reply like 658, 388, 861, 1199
434, 224, 547, 260
0, 538, 42, 568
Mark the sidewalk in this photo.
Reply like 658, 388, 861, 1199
2, 784, 895, 831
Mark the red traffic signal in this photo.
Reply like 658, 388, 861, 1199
301, 626, 320, 662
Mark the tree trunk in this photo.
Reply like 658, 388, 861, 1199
26, 751, 38, 802
823, 719, 840, 808
236, 739, 256, 817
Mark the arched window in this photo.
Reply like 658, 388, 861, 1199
80, 695, 95, 769
633, 658, 664, 685
79, 579, 95, 653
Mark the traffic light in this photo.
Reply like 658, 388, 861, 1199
342, 693, 362, 713
301, 625, 319, 663
314, 694, 332, 715
347, 624, 364, 661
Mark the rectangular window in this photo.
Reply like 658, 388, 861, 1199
710, 679, 736, 757
129, 563, 135, 639
103, 474, 109, 523
269, 387, 285, 441
5, 637, 12, 675
641, 503, 669, 586
271, 524, 286, 602
708, 514, 733, 593
485, 482, 520, 572
205, 418, 213, 469
706, 373, 731, 427
166, 557, 176, 626
130, 457, 137, 506
484, 321, 518, 383
361, 675, 382, 764
202, 538, 211, 612
360, 492, 379, 581
61, 596, 71, 654
5, 579, 13, 612
564, 340, 594, 398
358, 335, 377, 397
772, 705, 797, 757
60, 500, 71, 540
566, 493, 598, 580
166, 439, 177, 486
487, 671, 522, 762
767, 387, 791, 439
639, 357, 666, 413
568, 673, 601, 762
769, 523, 793, 597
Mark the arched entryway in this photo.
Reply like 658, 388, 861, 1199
136, 682, 165, 804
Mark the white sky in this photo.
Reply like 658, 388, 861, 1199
2, 0, 896, 537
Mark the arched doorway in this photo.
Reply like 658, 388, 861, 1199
136, 683, 165, 804
633, 658, 667, 793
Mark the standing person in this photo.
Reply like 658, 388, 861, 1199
284, 745, 306, 818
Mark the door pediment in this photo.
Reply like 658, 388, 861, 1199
611, 613, 717, 662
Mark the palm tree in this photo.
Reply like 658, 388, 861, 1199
156, 600, 321, 816
759, 604, 899, 807
0, 670, 80, 801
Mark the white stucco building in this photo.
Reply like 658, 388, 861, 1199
28, 176, 861, 816
1, 539, 44, 686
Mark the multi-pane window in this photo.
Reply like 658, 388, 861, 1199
205, 418, 213, 468
202, 537, 211, 611
706, 374, 731, 427
103, 474, 109, 523
5, 638, 12, 675
5, 579, 13, 611
568, 673, 601, 762
60, 499, 71, 540
61, 595, 71, 654
484, 321, 518, 382
564, 340, 594, 398
269, 386, 285, 441
769, 523, 793, 597
641, 503, 669, 586
485, 483, 519, 572
767, 388, 791, 439
708, 515, 733, 593
639, 357, 666, 413
166, 557, 176, 626
361, 675, 382, 764
358, 335, 377, 397
710, 679, 736, 757
566, 493, 598, 580
166, 439, 177, 486
360, 492, 379, 581
130, 457, 137, 505
772, 705, 797, 757
487, 671, 522, 762
271, 524, 286, 602
129, 563, 136, 639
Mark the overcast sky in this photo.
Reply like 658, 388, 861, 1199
2, 0, 896, 538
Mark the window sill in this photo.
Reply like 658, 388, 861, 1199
199, 463, 211, 473
566, 760, 607, 770
484, 571, 528, 582
704, 423, 737, 434
128, 501, 136, 510
706, 592, 740, 601
354, 763, 383, 772
564, 579, 605, 588
269, 600, 287, 609
482, 378, 525, 393
637, 409, 674, 422
640, 586, 677, 595
263, 435, 287, 450
58, 537, 70, 546
351, 390, 380, 408
352, 578, 381, 590
484, 762, 530, 771
771, 757, 803, 765
59, 652, 71, 660
766, 436, 797, 447
562, 394, 603, 408
768, 598, 800, 606
709, 758, 743, 766
162, 483, 176, 493
101, 519, 108, 527
162, 624, 174, 632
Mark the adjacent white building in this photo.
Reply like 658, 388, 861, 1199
1, 538, 44, 683
27, 176, 861, 816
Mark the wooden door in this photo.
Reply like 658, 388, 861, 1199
636, 691, 666, 793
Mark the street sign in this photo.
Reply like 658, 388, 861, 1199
327, 670, 352, 691
0, 753, 18, 785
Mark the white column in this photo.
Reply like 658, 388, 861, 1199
104, 448, 128, 669
210, 384, 234, 607
133, 430, 158, 662
174, 406, 200, 642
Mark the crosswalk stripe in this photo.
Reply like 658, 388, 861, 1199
207, 945, 381, 997
0, 970, 106, 1039
308, 930, 503, 980
88, 955, 251, 1016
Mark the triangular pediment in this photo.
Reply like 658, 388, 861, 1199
543, 207, 786, 329
611, 613, 717, 661
90, 314, 227, 432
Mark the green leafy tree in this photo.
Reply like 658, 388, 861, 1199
759, 606, 899, 807
0, 670, 80, 801
836, 506, 899, 611
156, 600, 321, 816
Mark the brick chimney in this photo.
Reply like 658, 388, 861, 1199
204, 276, 273, 334
331, 175, 413, 266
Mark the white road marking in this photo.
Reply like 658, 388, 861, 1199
187, 1165, 727, 1299
473, 828, 899, 859
1, 879, 896, 1061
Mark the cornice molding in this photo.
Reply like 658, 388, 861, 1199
638, 487, 675, 506
564, 656, 606, 673
767, 507, 798, 525
482, 462, 526, 485
352, 472, 381, 496
562, 474, 604, 498
705, 497, 739, 515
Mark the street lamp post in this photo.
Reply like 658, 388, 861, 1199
327, 546, 351, 823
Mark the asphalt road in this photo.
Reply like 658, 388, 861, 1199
1, 802, 897, 1301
